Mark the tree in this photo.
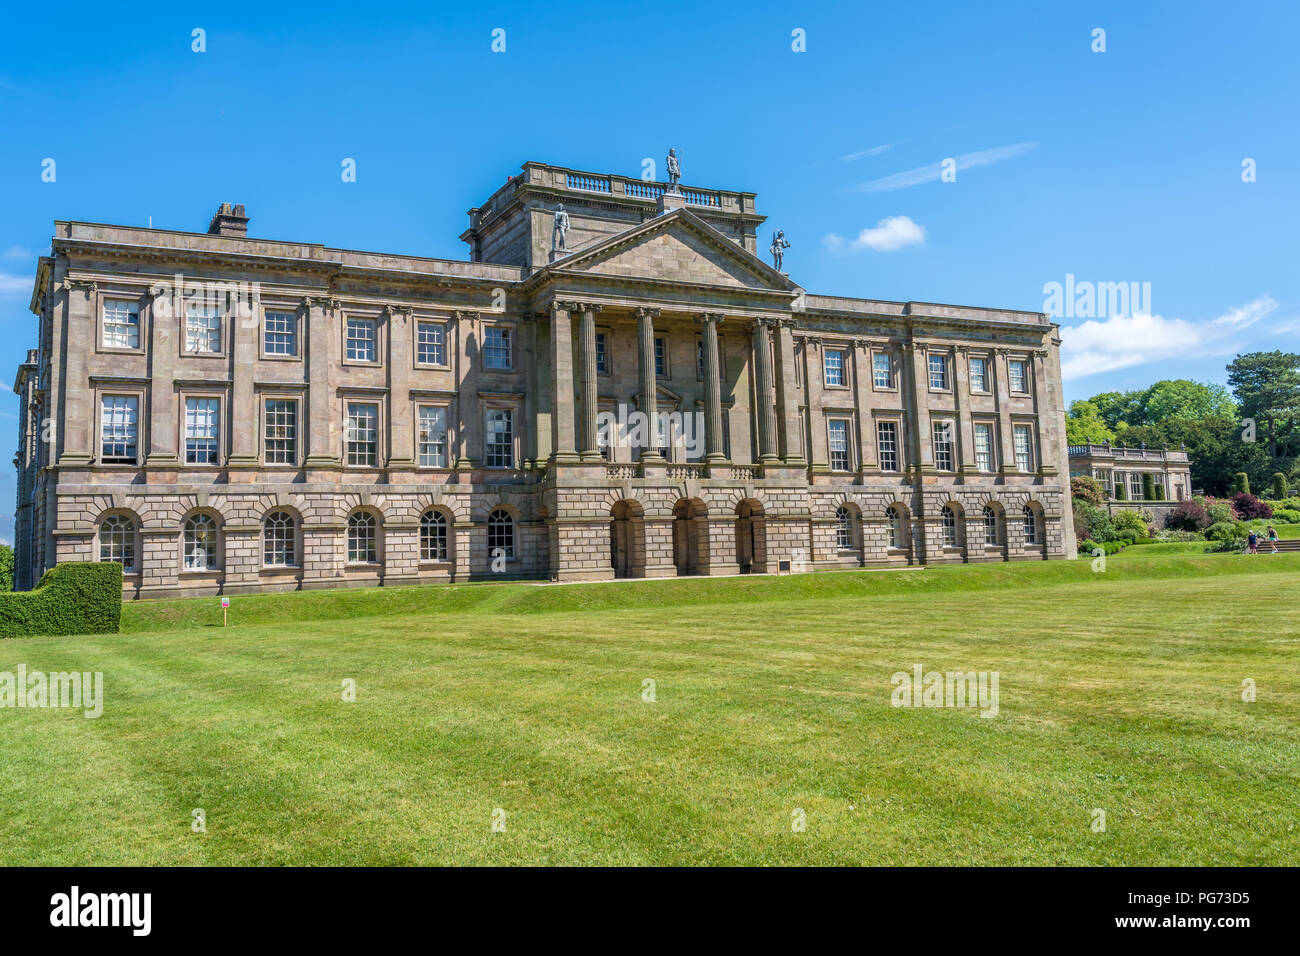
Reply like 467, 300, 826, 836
1138, 380, 1237, 424
1233, 472, 1250, 495
0, 545, 11, 592
1273, 473, 1288, 499
1090, 390, 1145, 430
1065, 400, 1117, 446
1227, 351, 1300, 458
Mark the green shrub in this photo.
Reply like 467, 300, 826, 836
1113, 482, 1126, 500
1272, 473, 1289, 499
1112, 509, 1150, 538
1071, 475, 1105, 507
1204, 497, 1236, 524
1141, 473, 1155, 501
1232, 472, 1250, 495
1275, 497, 1300, 513
1271, 508, 1300, 524
0, 563, 123, 638
1078, 539, 1101, 554
1154, 529, 1204, 542
1205, 521, 1247, 544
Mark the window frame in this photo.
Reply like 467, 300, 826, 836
98, 392, 143, 466
487, 508, 516, 561
982, 505, 1001, 546
414, 319, 449, 369
344, 400, 382, 468
261, 306, 301, 359
1022, 505, 1040, 545
98, 513, 139, 574
262, 395, 301, 467
181, 512, 221, 573
1008, 358, 1030, 395
1013, 423, 1035, 473
927, 352, 950, 392
344, 315, 380, 365
932, 419, 955, 472
654, 336, 668, 378
416, 403, 451, 469
940, 505, 959, 548
876, 419, 901, 473
969, 355, 990, 393
823, 347, 847, 388
181, 393, 223, 466
827, 417, 853, 472
346, 510, 381, 566
419, 509, 450, 564
484, 406, 516, 470
974, 422, 995, 473
482, 325, 513, 371
871, 350, 895, 390
182, 297, 225, 357
262, 510, 299, 569
99, 296, 142, 352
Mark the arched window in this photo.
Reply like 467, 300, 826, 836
983, 505, 1000, 546
836, 506, 853, 550
420, 510, 448, 562
886, 507, 902, 549
1022, 505, 1039, 544
99, 514, 137, 573
263, 510, 296, 567
348, 512, 378, 564
487, 509, 515, 560
940, 506, 957, 547
183, 514, 219, 570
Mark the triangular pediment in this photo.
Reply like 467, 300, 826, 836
550, 209, 797, 293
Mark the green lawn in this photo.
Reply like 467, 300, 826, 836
2, 551, 1298, 865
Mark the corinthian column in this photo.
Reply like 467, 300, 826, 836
578, 303, 602, 460
550, 301, 578, 462
699, 312, 726, 462
636, 307, 662, 460
752, 319, 778, 462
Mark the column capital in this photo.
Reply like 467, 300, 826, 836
634, 306, 661, 320
553, 299, 581, 315
453, 309, 480, 323
304, 295, 341, 311
695, 311, 725, 327
577, 302, 603, 315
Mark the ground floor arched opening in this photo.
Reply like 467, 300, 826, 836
609, 499, 646, 578
735, 498, 767, 574
672, 498, 708, 576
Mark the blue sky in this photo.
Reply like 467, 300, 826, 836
1, 0, 1296, 541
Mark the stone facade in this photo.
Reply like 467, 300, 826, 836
1067, 442, 1194, 517
12, 162, 1076, 598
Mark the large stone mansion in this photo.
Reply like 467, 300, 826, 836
12, 159, 1076, 597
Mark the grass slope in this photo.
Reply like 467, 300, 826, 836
2, 551, 1298, 865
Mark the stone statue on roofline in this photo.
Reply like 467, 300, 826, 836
552, 202, 569, 252
666, 148, 681, 191
770, 229, 791, 271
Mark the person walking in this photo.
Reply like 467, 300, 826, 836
1247, 528, 1259, 554
1266, 525, 1279, 553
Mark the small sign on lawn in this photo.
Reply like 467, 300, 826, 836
221, 596, 230, 626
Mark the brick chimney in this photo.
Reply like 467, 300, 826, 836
206, 202, 249, 237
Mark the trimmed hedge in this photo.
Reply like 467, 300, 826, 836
0, 562, 123, 638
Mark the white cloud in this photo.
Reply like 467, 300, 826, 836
841, 143, 892, 162
855, 142, 1037, 191
823, 216, 926, 253
0, 273, 31, 295
1060, 295, 1279, 380
3, 246, 34, 260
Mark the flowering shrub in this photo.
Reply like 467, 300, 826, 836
1231, 492, 1273, 520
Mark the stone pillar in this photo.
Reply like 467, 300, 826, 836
387, 307, 414, 469
907, 343, 934, 475
852, 340, 877, 473
1031, 349, 1056, 475
775, 319, 804, 464
227, 285, 258, 471
994, 349, 1017, 474
305, 297, 339, 468
578, 304, 601, 460
59, 280, 96, 465
804, 337, 829, 471
145, 285, 178, 466
636, 307, 662, 461
549, 302, 578, 462
752, 320, 778, 462
954, 346, 976, 473
699, 312, 726, 462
